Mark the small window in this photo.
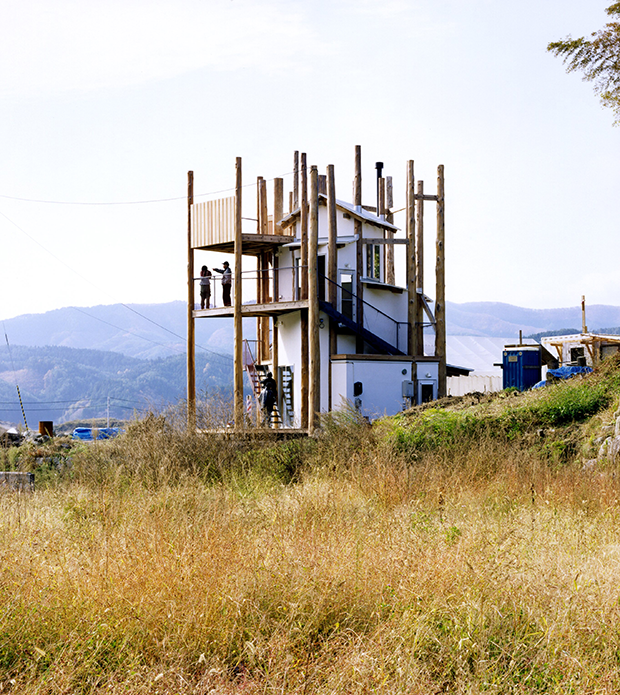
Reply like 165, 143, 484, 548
366, 243, 382, 281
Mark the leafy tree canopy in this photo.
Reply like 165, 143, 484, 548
548, 3, 620, 124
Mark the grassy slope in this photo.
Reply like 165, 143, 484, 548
2, 358, 620, 693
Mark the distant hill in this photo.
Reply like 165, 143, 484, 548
1, 301, 240, 360
0, 344, 234, 427
4, 301, 620, 357
446, 302, 620, 337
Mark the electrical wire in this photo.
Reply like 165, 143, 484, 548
0, 171, 294, 207
0, 208, 234, 362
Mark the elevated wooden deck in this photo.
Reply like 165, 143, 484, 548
194, 299, 308, 318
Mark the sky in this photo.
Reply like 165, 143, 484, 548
1, 0, 619, 323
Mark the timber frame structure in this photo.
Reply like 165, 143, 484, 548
186, 147, 449, 434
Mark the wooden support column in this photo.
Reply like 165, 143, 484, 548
293, 151, 299, 209
300, 153, 309, 429
300, 153, 308, 300
234, 157, 244, 428
274, 178, 283, 302
354, 145, 364, 353
187, 170, 196, 431
435, 165, 446, 398
259, 178, 268, 235
274, 178, 283, 235
415, 180, 425, 357
406, 161, 417, 358
327, 164, 338, 410
308, 165, 320, 433
385, 177, 395, 286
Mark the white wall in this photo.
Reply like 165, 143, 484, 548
331, 359, 413, 420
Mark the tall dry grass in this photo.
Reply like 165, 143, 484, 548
2, 402, 620, 692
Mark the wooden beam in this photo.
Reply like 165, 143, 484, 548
327, 164, 338, 410
415, 180, 424, 357
187, 170, 196, 431
354, 145, 364, 353
293, 150, 299, 209
234, 157, 244, 428
435, 164, 446, 398
415, 194, 439, 202
406, 160, 417, 359
274, 177, 283, 236
300, 153, 308, 300
308, 165, 320, 433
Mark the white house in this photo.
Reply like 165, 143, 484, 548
186, 149, 467, 431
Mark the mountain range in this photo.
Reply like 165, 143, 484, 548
1, 300, 619, 428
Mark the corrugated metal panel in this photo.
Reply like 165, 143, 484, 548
192, 197, 235, 248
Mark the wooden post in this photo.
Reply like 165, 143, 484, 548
318, 175, 327, 196
300, 153, 309, 429
300, 153, 308, 300
293, 150, 299, 209
274, 178, 283, 235
274, 178, 283, 302
435, 165, 446, 398
385, 178, 395, 286
582, 295, 588, 334
406, 161, 417, 359
327, 165, 338, 308
187, 170, 196, 431
234, 157, 244, 428
327, 164, 338, 410
308, 165, 320, 433
259, 178, 268, 236
415, 180, 425, 356
354, 145, 364, 353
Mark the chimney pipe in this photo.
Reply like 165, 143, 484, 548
375, 162, 383, 217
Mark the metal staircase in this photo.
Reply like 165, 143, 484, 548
319, 300, 405, 356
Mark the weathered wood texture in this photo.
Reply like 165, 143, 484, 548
308, 166, 320, 433
406, 161, 417, 358
187, 170, 196, 430
234, 158, 244, 427
435, 165, 446, 397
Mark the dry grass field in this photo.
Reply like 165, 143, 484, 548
3, 358, 620, 693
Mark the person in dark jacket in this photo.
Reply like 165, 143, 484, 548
214, 261, 232, 306
260, 372, 277, 426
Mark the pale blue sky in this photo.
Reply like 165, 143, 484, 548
1, 0, 618, 321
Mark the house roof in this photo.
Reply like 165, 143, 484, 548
279, 194, 400, 233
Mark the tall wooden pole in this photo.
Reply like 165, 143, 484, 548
293, 151, 299, 209
354, 145, 363, 352
435, 165, 446, 398
234, 157, 244, 428
300, 153, 308, 299
300, 153, 309, 429
327, 164, 338, 410
415, 180, 425, 357
187, 170, 196, 431
308, 165, 320, 433
274, 178, 283, 235
406, 161, 417, 358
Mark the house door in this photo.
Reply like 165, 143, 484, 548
339, 271, 355, 321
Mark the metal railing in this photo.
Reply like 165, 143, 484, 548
321, 275, 408, 353
193, 265, 306, 309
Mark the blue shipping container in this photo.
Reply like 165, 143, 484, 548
502, 347, 542, 391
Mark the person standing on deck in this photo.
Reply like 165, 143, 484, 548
214, 261, 232, 306
199, 265, 212, 309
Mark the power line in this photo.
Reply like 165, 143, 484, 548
0, 171, 294, 207
0, 208, 233, 362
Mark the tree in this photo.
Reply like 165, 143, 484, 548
548, 3, 620, 124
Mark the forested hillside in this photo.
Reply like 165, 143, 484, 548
0, 345, 233, 426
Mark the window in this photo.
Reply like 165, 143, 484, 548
365, 243, 382, 281
339, 271, 354, 321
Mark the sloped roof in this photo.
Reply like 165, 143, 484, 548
279, 194, 399, 233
